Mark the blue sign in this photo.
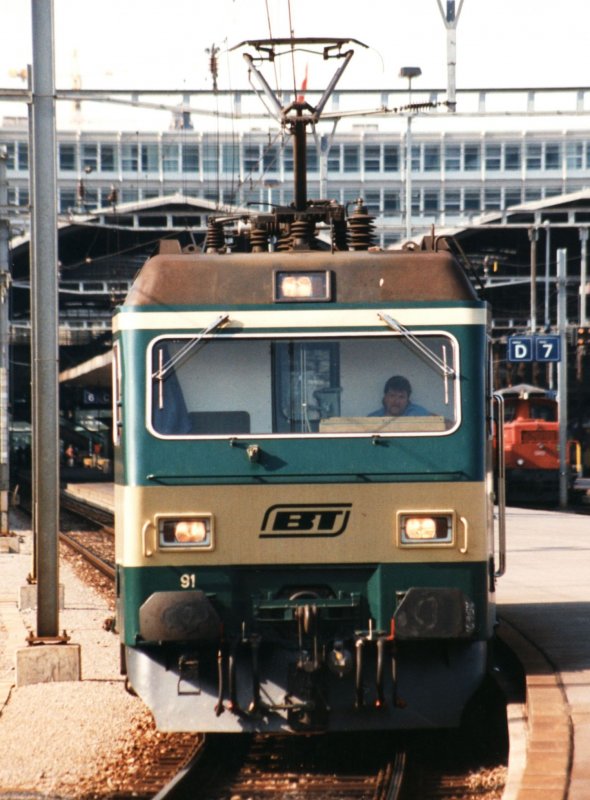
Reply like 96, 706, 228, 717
507, 336, 533, 362
507, 334, 561, 363
535, 335, 561, 362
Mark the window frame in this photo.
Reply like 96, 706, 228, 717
146, 329, 461, 441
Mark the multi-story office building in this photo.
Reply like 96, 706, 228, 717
3, 97, 590, 245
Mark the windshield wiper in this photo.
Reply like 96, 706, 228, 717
377, 312, 456, 377
152, 313, 230, 380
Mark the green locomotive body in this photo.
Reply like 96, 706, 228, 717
113, 245, 498, 732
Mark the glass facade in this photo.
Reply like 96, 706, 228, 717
3, 126, 590, 239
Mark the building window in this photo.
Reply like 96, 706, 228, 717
182, 143, 199, 173
244, 144, 260, 175
306, 146, 318, 172
16, 142, 28, 171
328, 144, 341, 172
140, 144, 158, 173
484, 188, 501, 209
121, 144, 138, 172
222, 143, 240, 174
100, 144, 116, 172
364, 144, 381, 172
423, 144, 440, 172
343, 144, 360, 172
505, 144, 521, 171
162, 143, 180, 173
121, 188, 139, 203
202, 141, 219, 174
383, 190, 400, 213
383, 144, 399, 172
445, 144, 461, 171
59, 188, 76, 213
526, 143, 542, 170
525, 187, 542, 201
566, 142, 583, 170
485, 144, 501, 171
82, 143, 98, 172
262, 144, 279, 173
444, 189, 461, 212
59, 143, 76, 171
82, 187, 99, 209
411, 189, 420, 214
364, 190, 381, 214
544, 143, 561, 170
411, 144, 421, 171
464, 189, 481, 211
505, 188, 522, 207
423, 189, 439, 212
3, 143, 15, 170
464, 144, 480, 171
343, 188, 361, 208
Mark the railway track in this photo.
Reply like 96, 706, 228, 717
161, 732, 407, 800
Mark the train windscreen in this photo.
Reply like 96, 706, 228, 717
149, 333, 459, 437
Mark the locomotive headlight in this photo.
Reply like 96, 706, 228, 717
405, 517, 436, 539
398, 513, 453, 545
274, 270, 332, 302
158, 515, 213, 549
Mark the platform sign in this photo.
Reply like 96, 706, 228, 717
507, 335, 533, 362
534, 335, 561, 362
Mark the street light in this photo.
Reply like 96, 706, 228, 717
399, 66, 421, 241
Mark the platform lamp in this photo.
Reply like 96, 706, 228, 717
399, 66, 422, 241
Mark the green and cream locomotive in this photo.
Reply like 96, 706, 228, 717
112, 39, 504, 733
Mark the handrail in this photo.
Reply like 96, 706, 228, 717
459, 516, 469, 555
493, 393, 506, 577
568, 439, 582, 475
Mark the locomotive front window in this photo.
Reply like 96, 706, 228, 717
149, 332, 458, 437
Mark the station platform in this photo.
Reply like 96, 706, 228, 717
497, 506, 590, 799
62, 481, 114, 513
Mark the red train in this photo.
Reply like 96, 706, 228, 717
495, 384, 581, 503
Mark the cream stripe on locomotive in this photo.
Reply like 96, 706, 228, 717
115, 481, 492, 568
114, 306, 488, 333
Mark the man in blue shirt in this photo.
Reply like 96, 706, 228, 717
368, 375, 431, 417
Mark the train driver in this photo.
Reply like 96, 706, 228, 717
368, 375, 431, 417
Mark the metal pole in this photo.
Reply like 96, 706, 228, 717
544, 220, 551, 329
435, 0, 464, 112
528, 227, 538, 332
31, 0, 60, 638
556, 248, 569, 509
0, 150, 10, 537
579, 227, 588, 327
405, 111, 412, 240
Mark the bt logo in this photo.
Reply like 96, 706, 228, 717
260, 504, 352, 538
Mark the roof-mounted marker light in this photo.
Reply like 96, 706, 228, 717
274, 270, 332, 302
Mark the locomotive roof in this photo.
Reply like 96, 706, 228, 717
124, 246, 479, 307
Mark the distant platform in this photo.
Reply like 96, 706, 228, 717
62, 482, 114, 514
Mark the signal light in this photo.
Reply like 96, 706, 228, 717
577, 326, 590, 346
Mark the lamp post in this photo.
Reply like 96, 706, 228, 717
399, 66, 421, 241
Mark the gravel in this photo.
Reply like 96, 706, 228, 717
0, 508, 193, 800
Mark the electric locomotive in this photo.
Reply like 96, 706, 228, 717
113, 38, 504, 733
495, 383, 581, 503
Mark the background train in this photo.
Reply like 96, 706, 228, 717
112, 38, 504, 733
495, 384, 581, 504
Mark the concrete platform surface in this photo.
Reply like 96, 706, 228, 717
498, 506, 590, 800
